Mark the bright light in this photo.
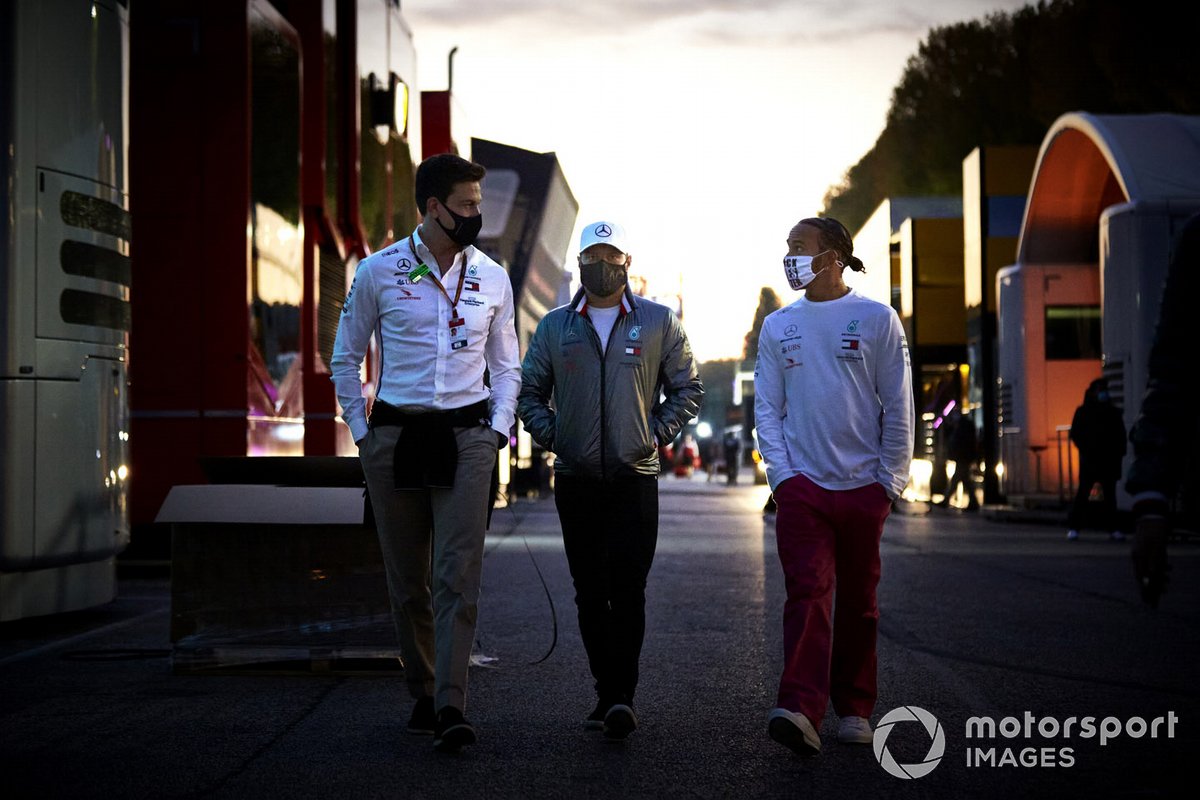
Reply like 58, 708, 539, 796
117, 465, 129, 481
696, 421, 712, 439
272, 424, 306, 443
903, 457, 934, 502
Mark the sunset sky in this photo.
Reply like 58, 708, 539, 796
403, 0, 1033, 361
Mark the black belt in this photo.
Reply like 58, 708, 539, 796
369, 399, 490, 489
369, 399, 490, 430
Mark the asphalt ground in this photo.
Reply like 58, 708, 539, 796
1, 475, 1197, 799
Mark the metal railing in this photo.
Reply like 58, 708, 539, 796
1056, 424, 1074, 503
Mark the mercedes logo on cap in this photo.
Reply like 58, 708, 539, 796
595, 224, 612, 237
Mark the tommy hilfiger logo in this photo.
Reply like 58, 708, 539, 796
841, 338, 860, 351
465, 279, 481, 292
625, 346, 641, 356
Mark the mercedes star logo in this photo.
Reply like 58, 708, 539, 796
595, 224, 612, 237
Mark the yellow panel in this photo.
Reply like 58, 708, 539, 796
914, 286, 967, 345
984, 146, 1039, 196
913, 219, 965, 285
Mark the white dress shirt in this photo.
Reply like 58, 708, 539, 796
330, 226, 521, 444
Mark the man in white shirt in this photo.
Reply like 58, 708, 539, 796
754, 216, 913, 757
330, 153, 520, 753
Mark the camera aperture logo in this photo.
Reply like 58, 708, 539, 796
873, 706, 946, 779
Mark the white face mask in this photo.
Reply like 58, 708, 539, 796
783, 250, 832, 291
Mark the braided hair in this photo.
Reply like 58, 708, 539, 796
791, 216, 866, 273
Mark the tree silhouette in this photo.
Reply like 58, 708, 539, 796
824, 0, 1200, 232
743, 287, 782, 369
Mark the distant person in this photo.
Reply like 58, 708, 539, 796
936, 407, 980, 510
754, 216, 914, 756
723, 429, 743, 486
705, 437, 723, 483
330, 153, 520, 753
1125, 212, 1200, 606
674, 432, 700, 478
1067, 378, 1127, 541
762, 493, 777, 516
517, 220, 703, 740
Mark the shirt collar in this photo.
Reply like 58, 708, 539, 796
410, 225, 474, 277
570, 285, 636, 318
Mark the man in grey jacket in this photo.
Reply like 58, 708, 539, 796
518, 220, 703, 740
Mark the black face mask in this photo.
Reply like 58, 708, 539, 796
436, 203, 483, 247
580, 262, 627, 297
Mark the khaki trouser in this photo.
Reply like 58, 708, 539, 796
360, 422, 497, 712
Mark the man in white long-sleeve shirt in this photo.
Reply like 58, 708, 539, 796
754, 216, 913, 757
330, 153, 520, 753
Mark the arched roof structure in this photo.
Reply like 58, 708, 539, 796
1017, 113, 1200, 265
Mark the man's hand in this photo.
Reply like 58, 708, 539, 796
1131, 515, 1170, 608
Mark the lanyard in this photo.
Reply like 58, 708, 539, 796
409, 233, 468, 320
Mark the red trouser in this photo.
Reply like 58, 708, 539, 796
773, 473, 893, 726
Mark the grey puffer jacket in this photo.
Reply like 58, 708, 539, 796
518, 287, 704, 479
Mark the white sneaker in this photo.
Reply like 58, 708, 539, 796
768, 708, 821, 756
837, 715, 873, 744
1066, 529, 1079, 541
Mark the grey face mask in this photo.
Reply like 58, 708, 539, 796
580, 262, 627, 296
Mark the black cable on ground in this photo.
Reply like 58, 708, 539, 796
475, 493, 559, 666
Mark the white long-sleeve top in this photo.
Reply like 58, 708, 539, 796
753, 289, 914, 498
330, 226, 521, 444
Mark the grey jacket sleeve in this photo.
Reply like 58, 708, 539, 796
652, 312, 704, 446
517, 317, 558, 452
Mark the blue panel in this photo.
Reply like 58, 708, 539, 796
988, 196, 1026, 238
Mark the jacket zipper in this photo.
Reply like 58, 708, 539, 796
585, 311, 615, 479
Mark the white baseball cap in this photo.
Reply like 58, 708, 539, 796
579, 220, 629, 254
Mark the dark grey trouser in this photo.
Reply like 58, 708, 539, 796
553, 473, 659, 705
360, 423, 497, 712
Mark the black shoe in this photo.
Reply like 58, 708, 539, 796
433, 706, 477, 753
585, 699, 612, 731
603, 703, 638, 740
407, 696, 435, 735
